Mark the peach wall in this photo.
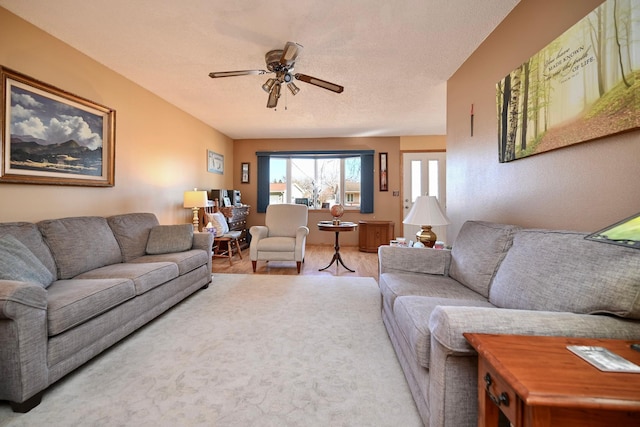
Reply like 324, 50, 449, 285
400, 135, 446, 151
0, 7, 233, 225
447, 0, 640, 241
233, 137, 402, 246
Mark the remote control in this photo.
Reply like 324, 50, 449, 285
631, 343, 640, 352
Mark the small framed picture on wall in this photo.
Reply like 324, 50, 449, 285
379, 152, 388, 191
207, 150, 224, 174
241, 162, 250, 183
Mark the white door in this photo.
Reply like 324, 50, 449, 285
401, 152, 447, 245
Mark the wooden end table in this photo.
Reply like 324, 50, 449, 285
317, 222, 357, 272
464, 333, 640, 427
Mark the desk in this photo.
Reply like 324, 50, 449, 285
464, 333, 640, 427
317, 222, 358, 272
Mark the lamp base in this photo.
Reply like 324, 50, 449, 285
192, 207, 200, 232
415, 225, 437, 248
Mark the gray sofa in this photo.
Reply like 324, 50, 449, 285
0, 213, 213, 412
378, 220, 640, 427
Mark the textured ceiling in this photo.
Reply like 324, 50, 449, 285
0, 0, 520, 140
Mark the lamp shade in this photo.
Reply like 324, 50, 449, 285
183, 190, 208, 208
403, 196, 450, 226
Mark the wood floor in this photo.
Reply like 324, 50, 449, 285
212, 244, 380, 281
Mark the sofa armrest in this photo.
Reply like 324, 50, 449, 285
378, 245, 451, 276
429, 305, 640, 356
192, 232, 214, 275
192, 231, 213, 255
0, 280, 48, 403
0, 280, 47, 315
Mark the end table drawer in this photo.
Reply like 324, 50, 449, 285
480, 358, 517, 424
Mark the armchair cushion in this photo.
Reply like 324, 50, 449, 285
256, 236, 296, 252
264, 204, 308, 237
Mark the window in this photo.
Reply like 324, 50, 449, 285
270, 156, 360, 209
256, 150, 374, 213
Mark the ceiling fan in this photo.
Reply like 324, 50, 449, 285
208, 41, 344, 109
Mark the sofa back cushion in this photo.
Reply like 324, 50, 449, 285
107, 213, 160, 262
146, 224, 193, 254
0, 234, 55, 288
449, 221, 521, 297
489, 229, 640, 319
0, 222, 57, 278
38, 216, 122, 279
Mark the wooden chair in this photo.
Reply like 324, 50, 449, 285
199, 199, 243, 265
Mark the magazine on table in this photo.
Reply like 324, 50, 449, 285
567, 345, 640, 373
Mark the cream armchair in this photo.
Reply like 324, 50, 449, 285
249, 204, 309, 273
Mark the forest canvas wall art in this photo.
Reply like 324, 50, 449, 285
497, 0, 640, 162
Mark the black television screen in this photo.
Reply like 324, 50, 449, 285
585, 212, 640, 249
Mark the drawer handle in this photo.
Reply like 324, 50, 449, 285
484, 373, 510, 407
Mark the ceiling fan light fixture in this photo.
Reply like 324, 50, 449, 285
287, 82, 300, 95
267, 82, 281, 108
208, 41, 344, 109
262, 78, 277, 93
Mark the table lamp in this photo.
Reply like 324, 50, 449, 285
183, 189, 208, 231
403, 195, 450, 248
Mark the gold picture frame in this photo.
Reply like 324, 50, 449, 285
1, 67, 116, 186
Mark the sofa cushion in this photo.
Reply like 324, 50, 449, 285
489, 229, 640, 319
393, 296, 496, 368
75, 262, 179, 295
0, 234, 55, 288
131, 249, 209, 276
146, 224, 193, 255
107, 213, 160, 262
379, 272, 488, 312
38, 216, 123, 279
449, 221, 520, 298
46, 278, 136, 336
0, 222, 57, 277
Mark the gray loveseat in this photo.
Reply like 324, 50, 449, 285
378, 220, 640, 427
0, 213, 213, 412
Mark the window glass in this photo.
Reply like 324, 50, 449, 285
270, 156, 360, 209
269, 158, 287, 204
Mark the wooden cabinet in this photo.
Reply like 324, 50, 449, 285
358, 220, 394, 252
219, 205, 250, 250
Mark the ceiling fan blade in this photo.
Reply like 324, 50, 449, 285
294, 73, 344, 93
208, 69, 268, 78
266, 83, 281, 108
280, 42, 303, 66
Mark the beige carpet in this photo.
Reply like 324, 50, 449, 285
0, 274, 421, 426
